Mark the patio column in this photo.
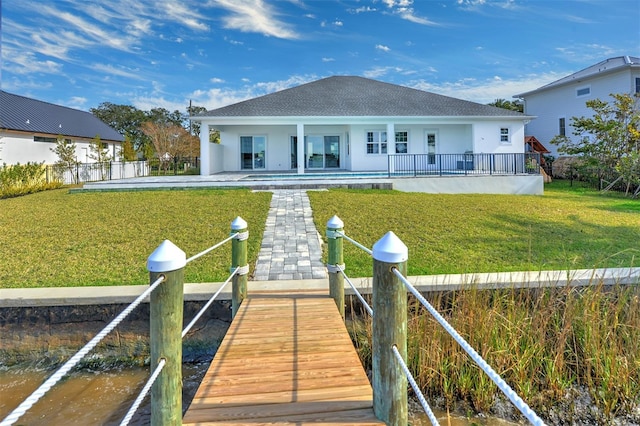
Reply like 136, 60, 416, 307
200, 123, 210, 176
297, 123, 305, 174
386, 123, 395, 153
387, 123, 395, 173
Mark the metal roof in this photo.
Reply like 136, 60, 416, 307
515, 56, 640, 98
0, 90, 124, 142
197, 76, 529, 118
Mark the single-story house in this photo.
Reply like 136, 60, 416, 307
193, 76, 536, 178
0, 90, 124, 165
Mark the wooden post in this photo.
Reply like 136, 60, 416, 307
326, 215, 345, 319
147, 240, 186, 426
231, 216, 249, 318
372, 231, 408, 426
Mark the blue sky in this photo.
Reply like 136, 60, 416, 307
1, 0, 639, 113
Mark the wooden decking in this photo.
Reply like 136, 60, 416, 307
182, 292, 384, 425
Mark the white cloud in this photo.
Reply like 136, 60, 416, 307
333, 20, 344, 26
210, 78, 225, 83
408, 72, 566, 104
349, 6, 377, 14
163, 2, 210, 31
92, 63, 145, 80
189, 75, 317, 110
376, 44, 391, 52
322, 57, 335, 62
383, 0, 440, 26
210, 0, 300, 39
363, 66, 405, 78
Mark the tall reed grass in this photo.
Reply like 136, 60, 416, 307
347, 281, 640, 422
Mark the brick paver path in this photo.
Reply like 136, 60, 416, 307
253, 190, 328, 281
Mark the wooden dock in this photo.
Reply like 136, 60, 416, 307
182, 291, 384, 425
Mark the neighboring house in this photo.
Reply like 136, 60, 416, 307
193, 76, 534, 178
0, 91, 124, 165
515, 56, 640, 158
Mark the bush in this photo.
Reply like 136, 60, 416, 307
0, 162, 63, 198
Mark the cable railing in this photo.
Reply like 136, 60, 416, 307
1, 216, 250, 426
325, 215, 546, 425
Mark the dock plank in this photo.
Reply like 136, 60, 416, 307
182, 292, 384, 425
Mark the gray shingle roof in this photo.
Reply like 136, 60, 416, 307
0, 91, 124, 142
199, 76, 528, 118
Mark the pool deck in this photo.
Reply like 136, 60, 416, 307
76, 172, 394, 192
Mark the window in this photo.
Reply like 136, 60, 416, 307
635, 77, 640, 94
500, 128, 510, 143
366, 131, 387, 154
395, 131, 408, 153
576, 87, 590, 97
559, 117, 566, 136
426, 132, 436, 164
34, 136, 61, 143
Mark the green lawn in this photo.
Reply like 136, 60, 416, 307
308, 181, 640, 277
1, 182, 638, 288
0, 188, 272, 288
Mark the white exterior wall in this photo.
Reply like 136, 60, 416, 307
471, 120, 526, 154
522, 68, 639, 158
214, 121, 525, 172
0, 131, 120, 165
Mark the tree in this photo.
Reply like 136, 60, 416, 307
90, 103, 150, 156
88, 134, 112, 180
50, 135, 79, 184
141, 122, 199, 172
488, 99, 523, 113
551, 93, 640, 195
187, 104, 220, 143
120, 136, 138, 161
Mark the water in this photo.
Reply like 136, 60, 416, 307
0, 364, 209, 425
1, 365, 519, 425
240, 171, 389, 180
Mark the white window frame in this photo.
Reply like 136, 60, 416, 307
500, 127, 511, 144
559, 117, 566, 136
394, 130, 408, 154
366, 130, 387, 155
576, 86, 591, 97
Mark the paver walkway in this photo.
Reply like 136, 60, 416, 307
253, 190, 328, 281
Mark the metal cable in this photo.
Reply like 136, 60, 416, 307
182, 268, 237, 338
335, 231, 372, 256
391, 345, 439, 426
0, 275, 166, 426
336, 265, 373, 317
392, 268, 546, 426
119, 358, 166, 426
186, 233, 238, 264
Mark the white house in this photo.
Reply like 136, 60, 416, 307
193, 76, 535, 178
515, 56, 640, 158
0, 91, 124, 165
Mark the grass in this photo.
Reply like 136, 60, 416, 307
0, 188, 272, 288
308, 180, 640, 277
347, 282, 640, 422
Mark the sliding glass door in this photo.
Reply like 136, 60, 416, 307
291, 135, 340, 169
241, 136, 266, 170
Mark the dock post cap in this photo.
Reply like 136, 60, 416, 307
372, 231, 408, 263
147, 240, 187, 272
327, 215, 344, 229
231, 216, 248, 230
